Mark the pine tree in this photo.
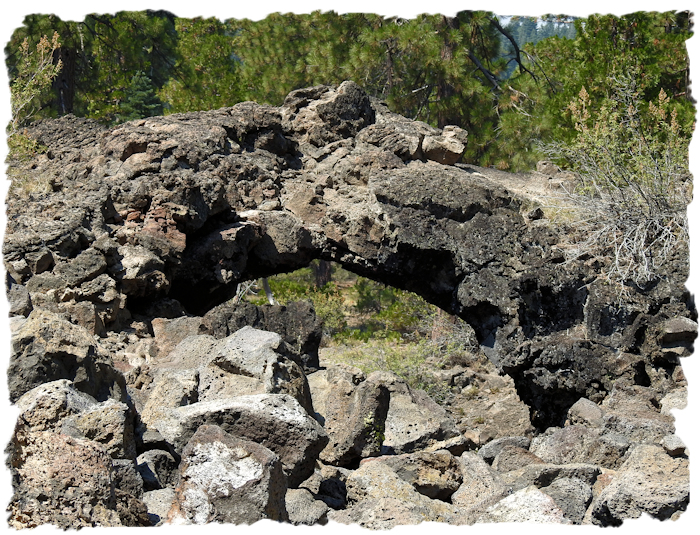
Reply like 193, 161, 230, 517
115, 71, 163, 123
158, 17, 242, 113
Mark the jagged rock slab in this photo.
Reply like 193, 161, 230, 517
152, 393, 327, 487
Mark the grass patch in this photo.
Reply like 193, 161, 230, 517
6, 133, 54, 198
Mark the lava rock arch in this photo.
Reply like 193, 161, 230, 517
5, 81, 694, 429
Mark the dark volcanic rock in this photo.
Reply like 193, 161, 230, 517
8, 308, 127, 403
4, 81, 693, 528
6, 82, 693, 427
200, 299, 323, 370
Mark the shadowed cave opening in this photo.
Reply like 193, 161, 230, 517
163, 258, 570, 432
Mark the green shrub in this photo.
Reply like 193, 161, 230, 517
249, 274, 348, 336
8, 32, 62, 135
6, 32, 62, 198
541, 73, 691, 289
330, 338, 455, 404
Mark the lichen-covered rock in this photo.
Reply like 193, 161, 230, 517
167, 425, 288, 524
596, 383, 676, 446
476, 486, 571, 524
319, 368, 390, 466
152, 393, 327, 487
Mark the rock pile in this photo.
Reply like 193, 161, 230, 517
4, 81, 693, 528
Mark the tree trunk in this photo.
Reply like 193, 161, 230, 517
53, 46, 76, 115
314, 260, 333, 288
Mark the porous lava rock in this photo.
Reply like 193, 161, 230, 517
4, 80, 694, 528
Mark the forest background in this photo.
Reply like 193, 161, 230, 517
3, 5, 694, 171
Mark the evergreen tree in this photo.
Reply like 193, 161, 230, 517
158, 17, 242, 113
490, 10, 693, 171
115, 70, 163, 123
82, 11, 177, 124
6, 11, 178, 124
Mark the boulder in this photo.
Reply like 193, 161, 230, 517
145, 328, 314, 415
142, 488, 176, 526
140, 369, 199, 428
306, 363, 366, 424
378, 371, 465, 455
478, 435, 531, 464
7, 282, 32, 316
52, 247, 107, 286
329, 459, 467, 528
476, 486, 571, 524
566, 397, 604, 427
285, 488, 329, 525
152, 393, 327, 487
540, 477, 593, 524
298, 462, 350, 510
112, 458, 145, 498
587, 444, 689, 525
498, 462, 601, 493
421, 125, 469, 165
451, 452, 510, 518
7, 429, 142, 528
660, 388, 687, 415
363, 450, 463, 501
491, 445, 545, 473
283, 81, 375, 147
15, 379, 136, 459
167, 425, 288, 524
8, 308, 127, 403
599, 384, 675, 444
660, 434, 687, 456
319, 368, 390, 466
150, 315, 203, 358
450, 370, 535, 445
529, 425, 630, 470
205, 326, 313, 413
